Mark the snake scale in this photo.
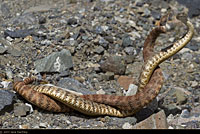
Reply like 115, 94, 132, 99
13, 14, 194, 117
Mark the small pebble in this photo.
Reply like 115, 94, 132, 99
122, 122, 133, 129
180, 109, 190, 118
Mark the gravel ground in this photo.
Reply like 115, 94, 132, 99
0, 0, 200, 129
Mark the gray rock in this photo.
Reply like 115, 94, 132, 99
99, 37, 109, 48
102, 71, 114, 81
4, 29, 34, 38
67, 18, 78, 26
175, 89, 187, 105
151, 10, 161, 20
181, 52, 193, 61
40, 40, 52, 46
110, 116, 137, 127
100, 56, 126, 75
124, 47, 136, 55
0, 90, 15, 115
24, 4, 56, 13
143, 8, 151, 17
10, 13, 36, 26
122, 34, 133, 47
0, 46, 7, 54
95, 26, 104, 34
186, 41, 199, 51
122, 122, 133, 129
104, 36, 114, 43
0, 3, 10, 17
96, 89, 106, 95
34, 49, 73, 73
126, 84, 138, 96
135, 0, 145, 7
39, 122, 48, 128
94, 46, 105, 54
14, 103, 30, 117
6, 69, 13, 79
181, 109, 190, 118
176, 0, 200, 18
182, 120, 199, 129
57, 77, 95, 95
7, 46, 22, 57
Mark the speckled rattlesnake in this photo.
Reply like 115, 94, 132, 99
13, 14, 194, 117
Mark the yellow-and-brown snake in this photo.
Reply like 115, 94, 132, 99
13, 14, 194, 117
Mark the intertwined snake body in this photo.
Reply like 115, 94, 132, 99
13, 15, 194, 117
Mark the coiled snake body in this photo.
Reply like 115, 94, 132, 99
13, 15, 194, 117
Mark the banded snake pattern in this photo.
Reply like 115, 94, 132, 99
13, 14, 194, 117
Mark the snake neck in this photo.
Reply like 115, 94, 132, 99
138, 21, 194, 91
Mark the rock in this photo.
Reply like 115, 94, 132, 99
180, 109, 190, 118
179, 48, 192, 53
95, 26, 104, 34
14, 103, 30, 117
181, 120, 199, 129
124, 55, 136, 64
0, 81, 12, 89
94, 46, 105, 54
109, 116, 137, 127
57, 77, 95, 95
185, 41, 199, 51
0, 46, 7, 54
181, 52, 193, 61
100, 56, 126, 75
67, 18, 78, 26
4, 29, 34, 38
151, 10, 161, 20
143, 8, 151, 17
125, 62, 142, 76
168, 105, 200, 129
0, 3, 10, 17
19, 124, 30, 129
133, 110, 168, 129
0, 90, 15, 115
34, 49, 73, 73
124, 47, 136, 55
175, 89, 187, 105
176, 0, 200, 18
39, 122, 48, 128
25, 103, 33, 113
7, 46, 23, 57
6, 69, 13, 79
122, 34, 133, 47
126, 84, 138, 96
122, 122, 133, 129
40, 39, 52, 46
99, 37, 109, 48
190, 81, 198, 88
102, 71, 114, 81
71, 33, 80, 40
135, 0, 145, 7
104, 36, 114, 43
96, 89, 106, 95
117, 76, 136, 91
24, 4, 56, 13
10, 13, 36, 26
38, 16, 46, 24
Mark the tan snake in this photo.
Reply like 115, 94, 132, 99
13, 14, 194, 117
